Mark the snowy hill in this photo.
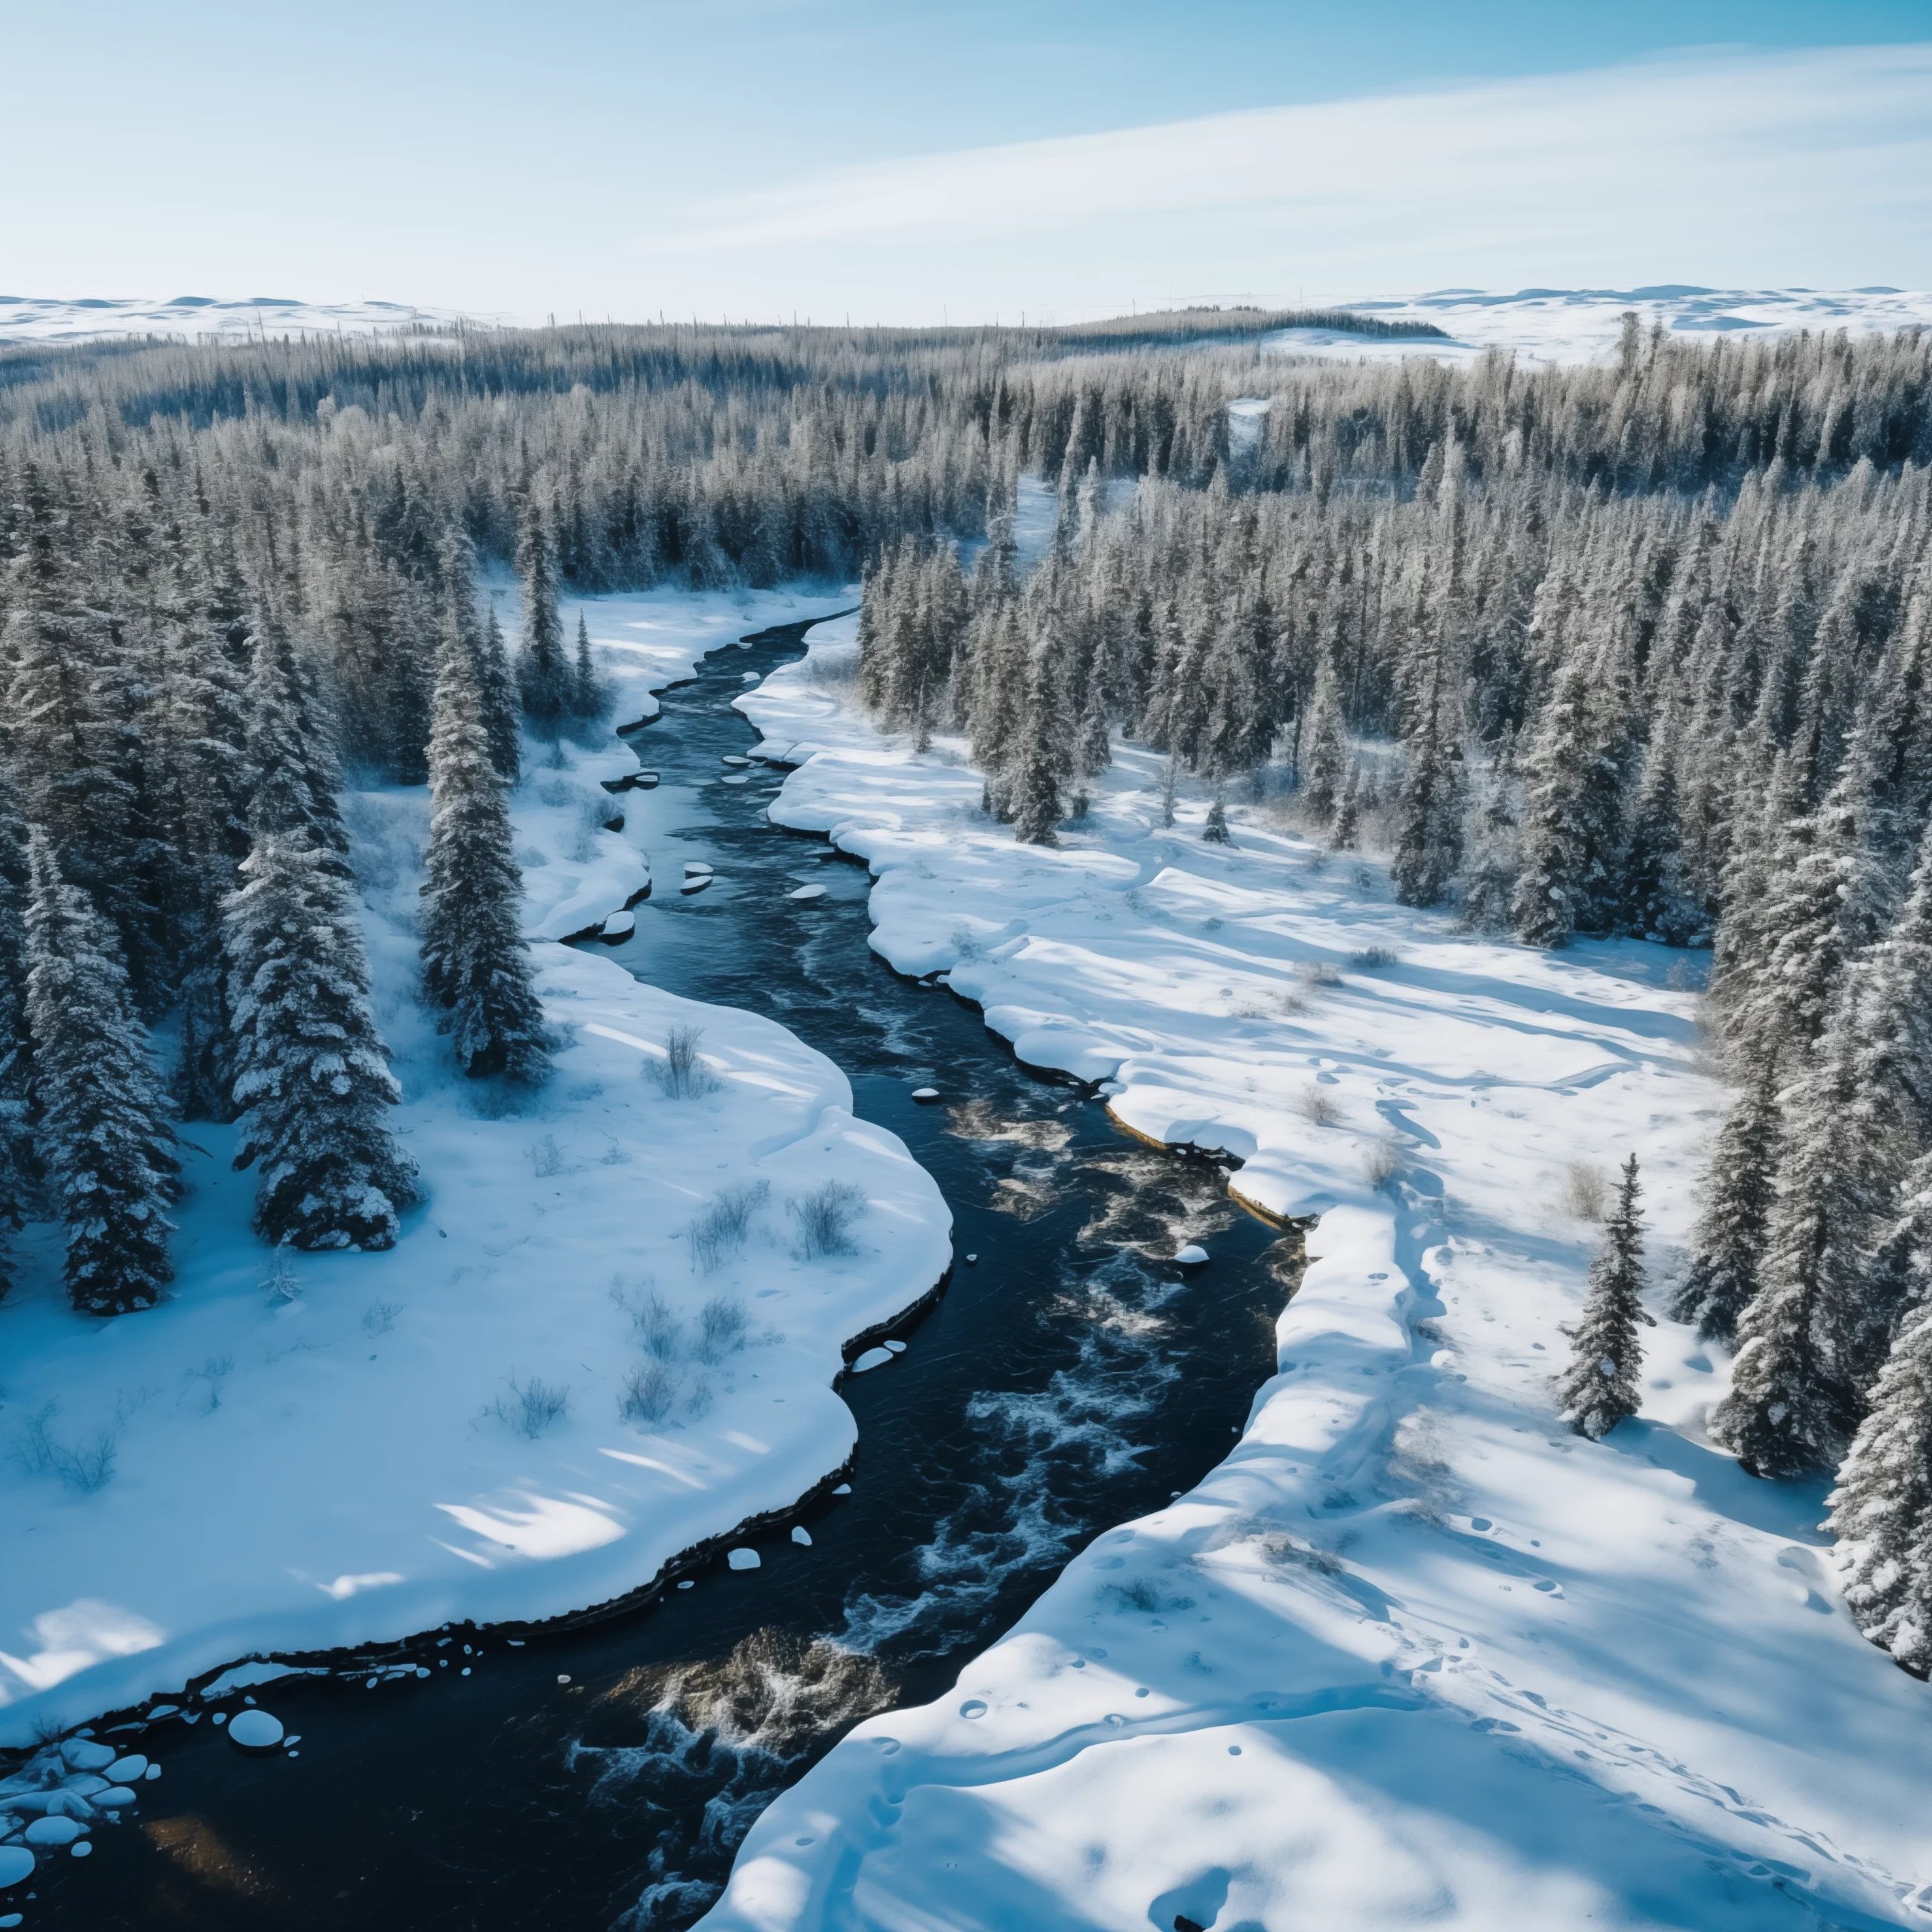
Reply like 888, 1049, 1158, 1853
0, 294, 484, 343
1269, 285, 1932, 366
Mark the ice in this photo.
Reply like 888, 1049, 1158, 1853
104, 1755, 146, 1781
910, 1087, 940, 1102
225, 1709, 285, 1752
93, 1786, 137, 1808
790, 1527, 813, 1546
0, 1847, 27, 1887
23, 1817, 82, 1847
680, 874, 713, 894
69, 1840, 91, 1858
851, 1348, 893, 1374
684, 861, 715, 876
786, 885, 826, 901
721, 755, 751, 767
832, 1484, 852, 1496
1173, 1243, 1209, 1267
726, 1549, 761, 1571
600, 909, 635, 940
882, 1340, 906, 1354
57, 1740, 113, 1773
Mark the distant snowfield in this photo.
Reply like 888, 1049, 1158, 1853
0, 590, 950, 1746
694, 622, 1932, 1930
1269, 285, 1932, 368
8, 287, 1930, 365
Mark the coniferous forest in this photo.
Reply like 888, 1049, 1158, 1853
5, 309, 1932, 1671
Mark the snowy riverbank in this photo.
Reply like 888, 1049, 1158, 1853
0, 590, 950, 1748
698, 619, 1932, 1930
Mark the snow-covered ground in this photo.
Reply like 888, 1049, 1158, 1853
0, 295, 484, 343
1269, 285, 1932, 367
0, 589, 950, 1749
691, 620, 1932, 1930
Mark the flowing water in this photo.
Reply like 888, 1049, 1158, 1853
42, 617, 1293, 1930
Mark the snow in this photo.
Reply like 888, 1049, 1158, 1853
787, 884, 827, 903
0, 1849, 29, 1887
1266, 286, 1932, 368
688, 611, 1932, 1928
1173, 1244, 1209, 1267
0, 295, 483, 345
0, 586, 951, 1746
727, 1549, 761, 1572
851, 1348, 894, 1374
225, 1709, 284, 1752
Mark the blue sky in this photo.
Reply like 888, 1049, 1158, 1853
5, 1, 1929, 319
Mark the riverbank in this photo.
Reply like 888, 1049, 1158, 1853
700, 620, 1932, 1929
0, 590, 951, 1752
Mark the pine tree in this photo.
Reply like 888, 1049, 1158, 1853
516, 499, 571, 739
1826, 1271, 1932, 1674
1390, 645, 1465, 907
225, 830, 418, 1250
1671, 1067, 1780, 1342
0, 759, 35, 1291
475, 605, 522, 786
1008, 637, 1071, 845
1558, 1153, 1653, 1438
1510, 657, 1626, 949
1202, 796, 1232, 845
1299, 652, 1347, 825
24, 833, 177, 1315
420, 627, 551, 1082
1331, 762, 1361, 848
570, 612, 605, 725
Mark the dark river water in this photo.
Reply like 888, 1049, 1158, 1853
32, 615, 1293, 1931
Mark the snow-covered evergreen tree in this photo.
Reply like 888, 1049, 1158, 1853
516, 499, 571, 739
475, 605, 523, 786
1672, 1068, 1780, 1342
1510, 657, 1625, 948
571, 612, 605, 726
24, 832, 177, 1314
1558, 1152, 1653, 1438
1826, 1254, 1932, 1673
420, 627, 550, 1082
1299, 652, 1347, 825
1390, 645, 1465, 907
225, 829, 417, 1251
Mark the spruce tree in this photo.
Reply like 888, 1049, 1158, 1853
1671, 1068, 1780, 1342
1202, 797, 1232, 845
1300, 652, 1347, 826
1826, 1280, 1932, 1675
24, 833, 177, 1315
571, 612, 605, 726
226, 831, 418, 1251
1390, 646, 1465, 907
1558, 1153, 1653, 1438
516, 499, 571, 739
475, 605, 523, 786
420, 629, 551, 1082
1510, 657, 1624, 949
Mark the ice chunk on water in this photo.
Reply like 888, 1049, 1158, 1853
787, 884, 826, 901
791, 1526, 813, 1546
1174, 1243, 1209, 1266
105, 1755, 147, 1783
726, 1547, 761, 1571
0, 1846, 30, 1887
226, 1709, 285, 1752
59, 1740, 114, 1773
911, 1086, 939, 1101
23, 1817, 83, 1847
851, 1346, 893, 1372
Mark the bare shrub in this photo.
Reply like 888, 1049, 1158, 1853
363, 1300, 401, 1337
1296, 1084, 1340, 1126
528, 1133, 568, 1178
697, 1294, 750, 1362
1351, 946, 1402, 970
1294, 959, 1342, 989
1361, 1137, 1402, 1187
619, 1362, 679, 1426
14, 1404, 120, 1494
651, 1023, 721, 1100
186, 1355, 234, 1414
569, 798, 609, 863
790, 1181, 866, 1260
1562, 1162, 1608, 1221
688, 1181, 771, 1273
614, 1281, 683, 1359
488, 1377, 571, 1438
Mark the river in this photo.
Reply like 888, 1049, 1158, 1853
49, 615, 1293, 1930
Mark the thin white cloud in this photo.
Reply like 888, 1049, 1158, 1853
641, 44, 1932, 298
